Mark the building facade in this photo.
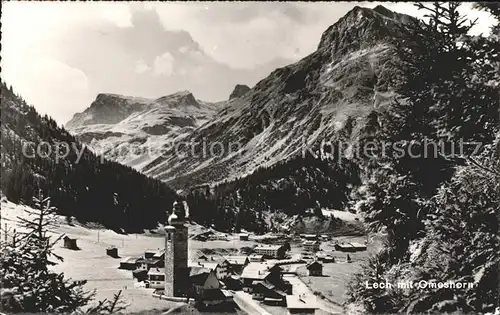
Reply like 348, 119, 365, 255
303, 240, 320, 253
306, 261, 323, 276
148, 268, 166, 289
254, 245, 286, 259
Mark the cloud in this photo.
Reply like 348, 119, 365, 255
152, 2, 357, 69
153, 52, 175, 77
1, 2, 495, 124
135, 59, 151, 74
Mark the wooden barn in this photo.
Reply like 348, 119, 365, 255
106, 247, 118, 258
306, 261, 323, 276
119, 257, 140, 270
63, 236, 78, 250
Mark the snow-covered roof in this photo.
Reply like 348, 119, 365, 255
255, 244, 284, 251
201, 262, 219, 271
241, 263, 270, 280
147, 267, 165, 275
303, 240, 320, 245
225, 256, 249, 265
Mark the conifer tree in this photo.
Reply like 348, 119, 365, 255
0, 191, 127, 313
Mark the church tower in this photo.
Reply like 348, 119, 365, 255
164, 200, 189, 296
164, 225, 175, 296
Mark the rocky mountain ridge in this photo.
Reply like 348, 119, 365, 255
140, 5, 409, 188
68, 5, 411, 188
66, 91, 224, 168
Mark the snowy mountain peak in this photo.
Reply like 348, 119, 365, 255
66, 93, 151, 128
317, 5, 411, 53
155, 90, 200, 108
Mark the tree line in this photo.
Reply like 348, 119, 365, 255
186, 152, 360, 233
1, 81, 177, 232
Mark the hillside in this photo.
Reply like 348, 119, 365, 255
0, 81, 177, 232
186, 153, 361, 232
139, 6, 412, 189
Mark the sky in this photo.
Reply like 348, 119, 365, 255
1, 2, 494, 124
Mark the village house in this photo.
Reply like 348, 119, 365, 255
254, 244, 287, 259
225, 256, 250, 274
191, 257, 230, 280
144, 249, 159, 259
239, 233, 249, 241
252, 281, 286, 306
133, 269, 148, 282
240, 263, 283, 291
248, 254, 264, 262
189, 267, 220, 299
147, 267, 165, 289
119, 257, 140, 270
306, 261, 323, 276
286, 294, 319, 315
315, 251, 335, 263
224, 275, 243, 290
302, 240, 321, 253
191, 231, 213, 241
199, 288, 234, 308
334, 242, 367, 252
63, 236, 78, 250
153, 249, 165, 260
137, 257, 163, 271
301, 234, 318, 241
209, 233, 228, 241
106, 246, 118, 258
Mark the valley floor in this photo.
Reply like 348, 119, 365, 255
1, 199, 369, 314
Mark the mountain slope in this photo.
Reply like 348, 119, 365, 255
0, 81, 177, 232
140, 6, 411, 188
66, 91, 223, 168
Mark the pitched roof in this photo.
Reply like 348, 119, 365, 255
249, 254, 264, 258
192, 250, 209, 260
241, 263, 280, 280
255, 281, 276, 290
303, 240, 320, 245
153, 249, 165, 258
255, 244, 283, 251
189, 266, 211, 277
137, 258, 161, 265
225, 256, 249, 265
188, 267, 215, 285
201, 262, 219, 271
306, 261, 323, 269
335, 242, 366, 248
120, 256, 140, 264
